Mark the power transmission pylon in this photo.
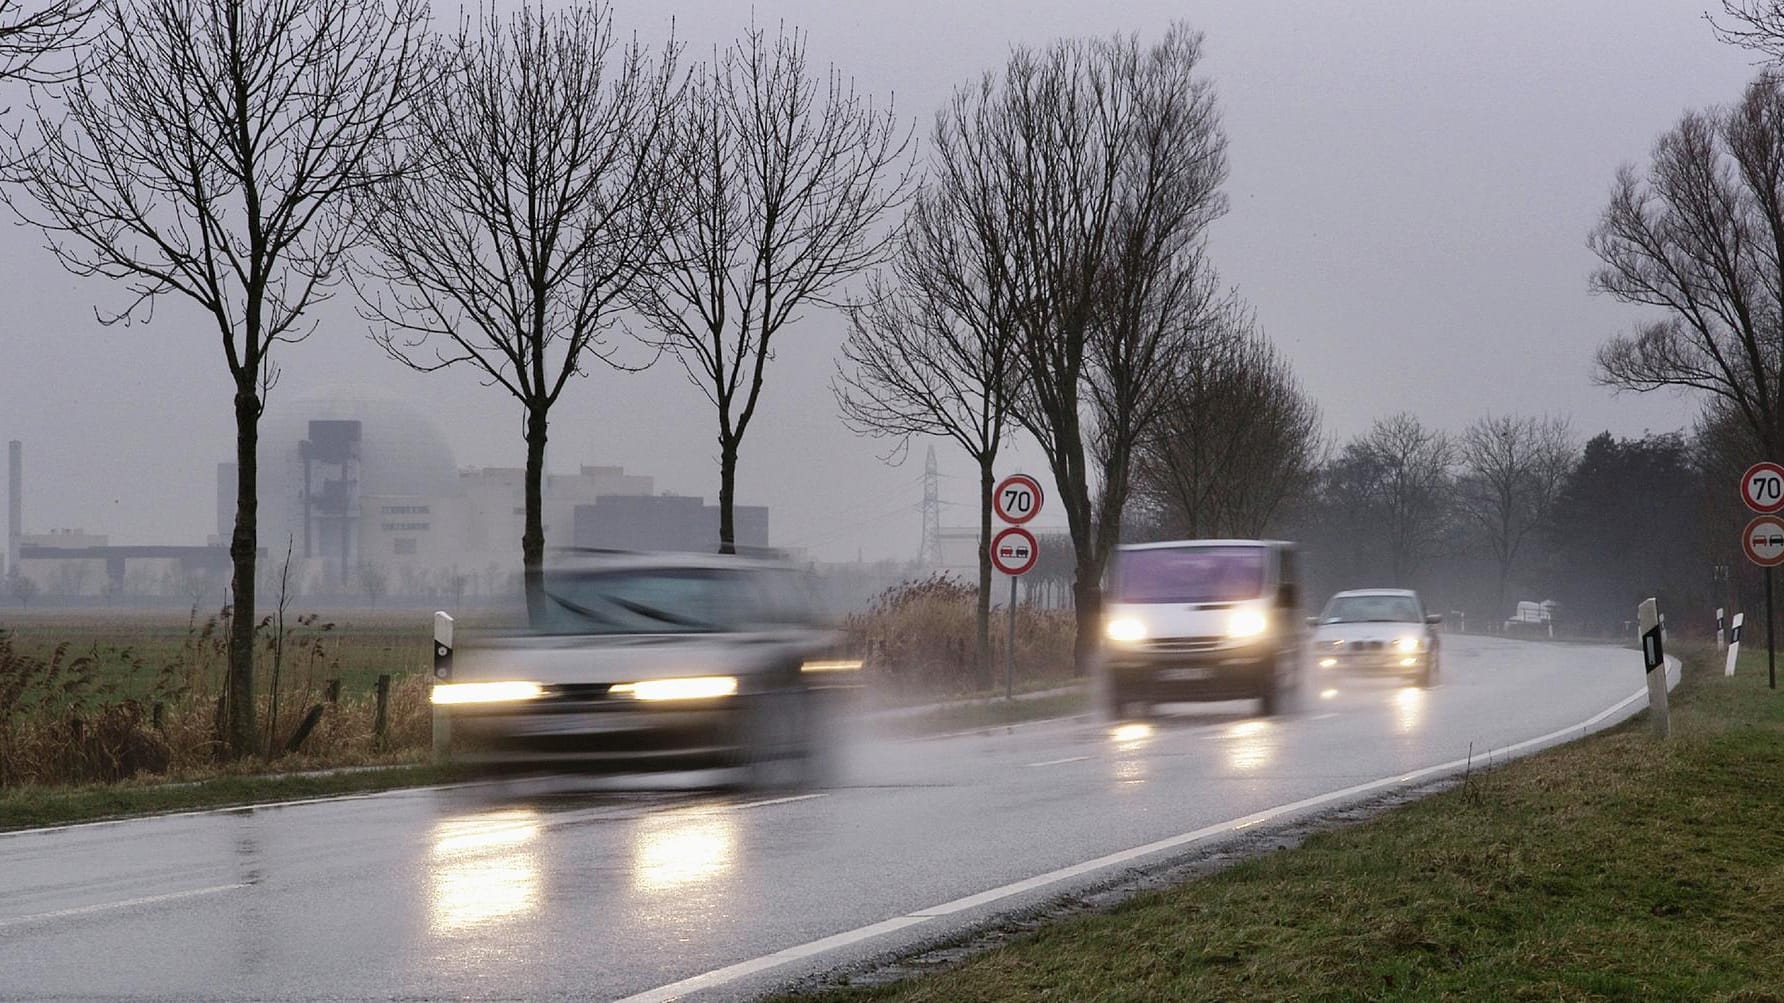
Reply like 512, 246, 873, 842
917, 444, 942, 566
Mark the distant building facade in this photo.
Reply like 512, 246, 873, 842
572, 494, 768, 553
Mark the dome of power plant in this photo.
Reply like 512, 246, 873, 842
260, 383, 461, 502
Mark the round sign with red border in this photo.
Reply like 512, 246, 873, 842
993, 473, 1044, 525
990, 525, 1039, 576
1744, 514, 1784, 567
1743, 462, 1784, 514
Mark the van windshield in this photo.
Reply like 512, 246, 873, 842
1112, 546, 1267, 604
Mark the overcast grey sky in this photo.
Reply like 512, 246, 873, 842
0, 0, 1755, 561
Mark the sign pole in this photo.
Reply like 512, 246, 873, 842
1769, 566, 1777, 691
1006, 575, 1017, 702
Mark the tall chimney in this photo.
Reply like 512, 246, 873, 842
6, 440, 20, 578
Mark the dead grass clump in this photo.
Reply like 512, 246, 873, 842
847, 574, 1078, 695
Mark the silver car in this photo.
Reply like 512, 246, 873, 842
1311, 588, 1442, 686
433, 551, 854, 786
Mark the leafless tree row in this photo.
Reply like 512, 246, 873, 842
2, 0, 909, 753
1129, 311, 1321, 541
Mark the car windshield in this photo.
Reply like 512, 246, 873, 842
1111, 546, 1267, 604
534, 567, 811, 635
1320, 594, 1423, 624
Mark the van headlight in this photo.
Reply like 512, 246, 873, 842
1104, 617, 1147, 644
1227, 609, 1269, 640
431, 681, 545, 705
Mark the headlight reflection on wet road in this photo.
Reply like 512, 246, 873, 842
1226, 720, 1273, 771
633, 810, 737, 893
429, 809, 544, 934
1394, 686, 1425, 734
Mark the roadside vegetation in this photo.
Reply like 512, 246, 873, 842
0, 583, 1079, 828
796, 646, 1784, 1000
844, 575, 1078, 699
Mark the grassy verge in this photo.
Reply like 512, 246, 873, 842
798, 644, 1784, 1000
883, 690, 1088, 737
0, 759, 473, 832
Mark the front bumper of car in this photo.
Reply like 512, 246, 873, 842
440, 682, 758, 770
1316, 645, 1431, 674
1101, 639, 1278, 702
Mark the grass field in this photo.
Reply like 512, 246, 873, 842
789, 643, 1784, 1001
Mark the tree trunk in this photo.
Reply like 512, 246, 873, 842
522, 404, 548, 624
225, 384, 261, 759
975, 455, 994, 689
718, 437, 738, 555
1072, 569, 1101, 678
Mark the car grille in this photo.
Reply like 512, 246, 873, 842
1145, 636, 1222, 654
1344, 639, 1386, 651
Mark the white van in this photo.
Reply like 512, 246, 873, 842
1098, 539, 1307, 717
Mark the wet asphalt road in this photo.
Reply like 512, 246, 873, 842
0, 635, 1659, 1001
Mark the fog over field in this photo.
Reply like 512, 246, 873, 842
0, 0, 1740, 562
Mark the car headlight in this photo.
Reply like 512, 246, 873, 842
431, 681, 545, 705
1319, 657, 1337, 668
610, 676, 739, 701
1393, 636, 1423, 653
1105, 617, 1147, 643
1227, 608, 1268, 640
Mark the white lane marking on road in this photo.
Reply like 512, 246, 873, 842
729, 793, 828, 811
0, 882, 248, 930
613, 916, 930, 1003
1025, 755, 1090, 768
615, 662, 1671, 1003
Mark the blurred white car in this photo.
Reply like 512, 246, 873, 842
1311, 588, 1442, 687
434, 551, 854, 786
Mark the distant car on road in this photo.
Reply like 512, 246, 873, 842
1098, 539, 1307, 718
1312, 588, 1442, 687
433, 550, 854, 786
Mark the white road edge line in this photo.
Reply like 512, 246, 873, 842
614, 659, 1675, 1003
1025, 755, 1091, 768
0, 882, 248, 930
728, 793, 828, 811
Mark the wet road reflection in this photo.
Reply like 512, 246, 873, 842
633, 809, 736, 893
429, 809, 543, 934
1225, 720, 1273, 771
1394, 685, 1425, 734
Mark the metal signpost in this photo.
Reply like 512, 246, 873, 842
1740, 462, 1784, 690
990, 474, 1043, 701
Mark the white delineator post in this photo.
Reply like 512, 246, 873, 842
1640, 598, 1669, 739
1717, 607, 1727, 653
1727, 612, 1744, 678
432, 611, 454, 761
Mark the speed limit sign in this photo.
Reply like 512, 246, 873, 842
993, 473, 1044, 525
1743, 462, 1784, 514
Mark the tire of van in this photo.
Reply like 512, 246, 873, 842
1258, 660, 1284, 716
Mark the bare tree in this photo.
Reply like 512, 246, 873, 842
1711, 1, 1784, 60
3, 0, 423, 757
0, 0, 89, 85
634, 21, 913, 554
1457, 415, 1575, 614
834, 161, 1023, 683
1590, 72, 1784, 460
965, 25, 1229, 673
1359, 413, 1456, 585
1133, 315, 1322, 539
355, 1, 680, 618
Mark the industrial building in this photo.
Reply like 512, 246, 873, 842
5, 385, 772, 603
